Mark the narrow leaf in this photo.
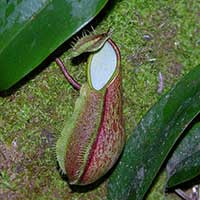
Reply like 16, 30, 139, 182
0, 0, 108, 90
166, 123, 200, 188
107, 65, 200, 200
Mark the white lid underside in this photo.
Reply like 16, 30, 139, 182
90, 42, 117, 90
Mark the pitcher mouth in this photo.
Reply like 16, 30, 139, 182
87, 39, 121, 91
55, 39, 121, 92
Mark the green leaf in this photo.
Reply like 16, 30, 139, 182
107, 65, 200, 200
0, 0, 108, 91
166, 123, 200, 188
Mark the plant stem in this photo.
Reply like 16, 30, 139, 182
55, 58, 81, 90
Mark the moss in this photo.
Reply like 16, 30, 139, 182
1, 0, 200, 199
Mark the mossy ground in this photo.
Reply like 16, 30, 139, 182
0, 0, 200, 199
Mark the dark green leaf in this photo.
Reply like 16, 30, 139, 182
0, 0, 108, 91
166, 123, 200, 188
107, 65, 200, 200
